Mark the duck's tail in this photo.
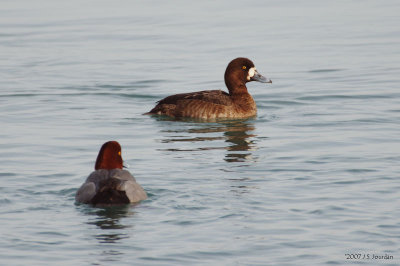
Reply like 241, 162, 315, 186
91, 177, 130, 205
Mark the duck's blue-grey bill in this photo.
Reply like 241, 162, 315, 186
251, 71, 272, 83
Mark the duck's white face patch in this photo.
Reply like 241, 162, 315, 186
247, 67, 256, 81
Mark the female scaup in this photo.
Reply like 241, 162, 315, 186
148, 57, 272, 119
75, 141, 147, 205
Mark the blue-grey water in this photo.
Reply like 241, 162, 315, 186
1, 0, 399, 265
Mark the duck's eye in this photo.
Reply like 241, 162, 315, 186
242, 66, 247, 70
118, 151, 121, 156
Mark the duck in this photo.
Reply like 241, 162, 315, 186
147, 57, 272, 119
75, 141, 147, 205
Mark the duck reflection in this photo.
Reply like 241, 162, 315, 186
79, 204, 133, 243
76, 204, 134, 264
223, 121, 257, 163
156, 118, 258, 162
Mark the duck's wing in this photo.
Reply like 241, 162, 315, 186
79, 170, 133, 205
75, 170, 107, 203
149, 90, 232, 117
121, 180, 147, 202
75, 170, 141, 204
110, 169, 136, 182
110, 170, 147, 203
75, 181, 96, 203
157, 90, 231, 106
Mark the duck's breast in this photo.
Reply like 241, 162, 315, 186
230, 93, 257, 118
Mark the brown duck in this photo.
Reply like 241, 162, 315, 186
148, 57, 272, 119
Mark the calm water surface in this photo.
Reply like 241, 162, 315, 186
1, 0, 399, 265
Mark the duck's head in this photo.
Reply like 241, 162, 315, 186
95, 141, 124, 170
224, 57, 271, 94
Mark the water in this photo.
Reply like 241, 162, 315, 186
1, 0, 399, 265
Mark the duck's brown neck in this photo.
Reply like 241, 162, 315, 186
227, 82, 249, 96
225, 71, 249, 95
231, 89, 254, 103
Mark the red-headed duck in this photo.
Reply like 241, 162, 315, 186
75, 141, 147, 205
148, 57, 272, 119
